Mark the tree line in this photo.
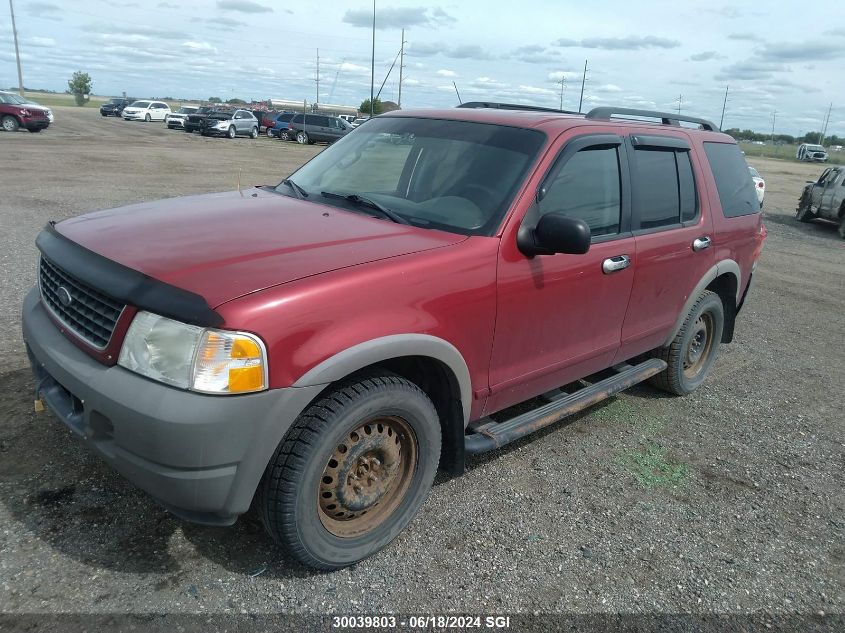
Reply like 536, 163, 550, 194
723, 128, 843, 146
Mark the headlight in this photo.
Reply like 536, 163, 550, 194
117, 311, 267, 394
215, 120, 229, 128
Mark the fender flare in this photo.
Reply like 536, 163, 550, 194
293, 334, 473, 425
663, 260, 741, 347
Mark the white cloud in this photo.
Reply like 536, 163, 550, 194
436, 69, 457, 77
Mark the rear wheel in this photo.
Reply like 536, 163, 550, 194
296, 131, 310, 144
650, 290, 724, 396
266, 128, 275, 138
250, 126, 258, 139
838, 214, 845, 239
279, 129, 291, 141
1, 115, 20, 132
144, 113, 151, 122
228, 126, 236, 139
258, 374, 441, 570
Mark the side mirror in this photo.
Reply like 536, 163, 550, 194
518, 212, 591, 257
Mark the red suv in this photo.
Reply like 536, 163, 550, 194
1, 90, 51, 133
22, 103, 766, 569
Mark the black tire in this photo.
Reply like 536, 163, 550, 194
650, 290, 724, 396
838, 214, 845, 240
296, 131, 310, 145
1, 115, 20, 132
795, 192, 815, 222
228, 126, 236, 139
250, 127, 258, 139
266, 128, 275, 138
144, 113, 151, 122
258, 374, 441, 570
278, 129, 291, 141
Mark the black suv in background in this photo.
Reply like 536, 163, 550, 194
99, 98, 134, 117
288, 113, 352, 144
184, 106, 218, 133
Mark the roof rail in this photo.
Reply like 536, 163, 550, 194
457, 101, 580, 115
585, 107, 719, 131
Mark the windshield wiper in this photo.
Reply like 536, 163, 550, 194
319, 191, 409, 225
282, 178, 308, 200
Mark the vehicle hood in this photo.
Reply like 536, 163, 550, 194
54, 189, 467, 307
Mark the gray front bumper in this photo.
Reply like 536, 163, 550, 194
22, 288, 324, 525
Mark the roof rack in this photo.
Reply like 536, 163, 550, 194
585, 107, 719, 131
457, 101, 580, 115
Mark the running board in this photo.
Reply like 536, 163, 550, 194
464, 358, 667, 455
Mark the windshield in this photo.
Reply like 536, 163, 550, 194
209, 112, 232, 120
130, 101, 149, 108
1, 92, 27, 104
806, 145, 825, 151
178, 107, 197, 114
276, 116, 545, 236
109, 98, 123, 104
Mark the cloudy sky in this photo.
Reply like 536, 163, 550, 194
2, 0, 843, 136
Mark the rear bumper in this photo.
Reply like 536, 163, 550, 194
22, 288, 324, 525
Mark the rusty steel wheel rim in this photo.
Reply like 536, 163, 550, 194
318, 416, 418, 538
683, 312, 714, 378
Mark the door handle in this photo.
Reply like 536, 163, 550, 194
692, 236, 712, 251
602, 255, 631, 274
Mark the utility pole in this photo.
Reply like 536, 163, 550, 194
719, 85, 729, 129
819, 102, 833, 146
557, 76, 566, 110
315, 48, 320, 106
369, 0, 375, 117
770, 110, 777, 157
398, 28, 406, 108
9, 0, 25, 96
676, 94, 683, 114
578, 59, 588, 113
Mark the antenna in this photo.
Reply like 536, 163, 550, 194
376, 48, 401, 100
578, 59, 588, 113
453, 81, 462, 105
719, 85, 729, 129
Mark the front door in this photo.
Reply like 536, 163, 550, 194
820, 168, 842, 218
487, 132, 636, 414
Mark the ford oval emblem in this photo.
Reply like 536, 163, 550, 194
57, 286, 73, 307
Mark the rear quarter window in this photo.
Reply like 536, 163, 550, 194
703, 142, 760, 217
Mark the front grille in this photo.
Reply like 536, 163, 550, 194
39, 257, 125, 349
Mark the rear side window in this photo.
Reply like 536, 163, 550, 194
630, 147, 698, 229
703, 142, 760, 217
540, 146, 621, 237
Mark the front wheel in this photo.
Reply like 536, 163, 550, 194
227, 126, 236, 139
650, 290, 724, 396
258, 374, 441, 570
266, 128, 275, 138
2, 115, 20, 132
838, 214, 845, 239
795, 192, 815, 222
296, 131, 310, 144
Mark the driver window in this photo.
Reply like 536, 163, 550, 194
539, 146, 621, 236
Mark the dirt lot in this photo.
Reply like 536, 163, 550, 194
1, 107, 843, 618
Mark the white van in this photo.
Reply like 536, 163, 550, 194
796, 143, 829, 162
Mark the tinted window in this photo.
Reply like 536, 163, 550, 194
703, 142, 760, 217
633, 149, 680, 229
678, 152, 698, 222
540, 147, 621, 236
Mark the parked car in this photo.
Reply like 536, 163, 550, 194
350, 117, 368, 128
797, 143, 828, 162
22, 104, 766, 570
749, 166, 765, 207
266, 112, 296, 139
199, 109, 259, 138
338, 114, 357, 125
165, 106, 199, 129
796, 165, 845, 238
288, 113, 353, 144
100, 97, 133, 117
122, 101, 171, 122
0, 90, 51, 132
183, 106, 217, 133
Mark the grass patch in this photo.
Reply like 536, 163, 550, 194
616, 442, 690, 489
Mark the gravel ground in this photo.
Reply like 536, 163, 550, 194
0, 108, 843, 619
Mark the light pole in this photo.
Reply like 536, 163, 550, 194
557, 76, 566, 110
369, 0, 375, 117
9, 0, 25, 96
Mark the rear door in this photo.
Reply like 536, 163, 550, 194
811, 168, 832, 211
616, 133, 714, 360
